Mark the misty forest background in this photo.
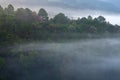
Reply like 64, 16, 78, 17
1, 4, 120, 80
0, 4, 120, 45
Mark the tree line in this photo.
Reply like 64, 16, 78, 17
0, 4, 120, 44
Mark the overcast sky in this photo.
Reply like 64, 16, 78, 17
1, 0, 120, 25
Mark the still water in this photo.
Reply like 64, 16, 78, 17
10, 38, 120, 80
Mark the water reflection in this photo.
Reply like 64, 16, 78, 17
10, 38, 120, 80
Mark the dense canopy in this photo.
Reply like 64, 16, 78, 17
0, 4, 120, 45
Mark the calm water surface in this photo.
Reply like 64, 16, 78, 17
10, 38, 120, 80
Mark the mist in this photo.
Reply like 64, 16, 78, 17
8, 38, 120, 80
1, 0, 120, 80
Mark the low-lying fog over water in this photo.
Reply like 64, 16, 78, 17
11, 38, 120, 80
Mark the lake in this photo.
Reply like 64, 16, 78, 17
4, 38, 120, 80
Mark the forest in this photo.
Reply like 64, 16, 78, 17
1, 4, 120, 80
0, 4, 120, 45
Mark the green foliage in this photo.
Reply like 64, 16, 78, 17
97, 16, 106, 22
0, 57, 5, 66
88, 15, 93, 20
38, 8, 48, 20
19, 52, 39, 68
0, 4, 120, 45
5, 4, 14, 15
53, 13, 70, 24
0, 4, 120, 80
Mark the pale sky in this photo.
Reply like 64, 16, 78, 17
1, 0, 120, 25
